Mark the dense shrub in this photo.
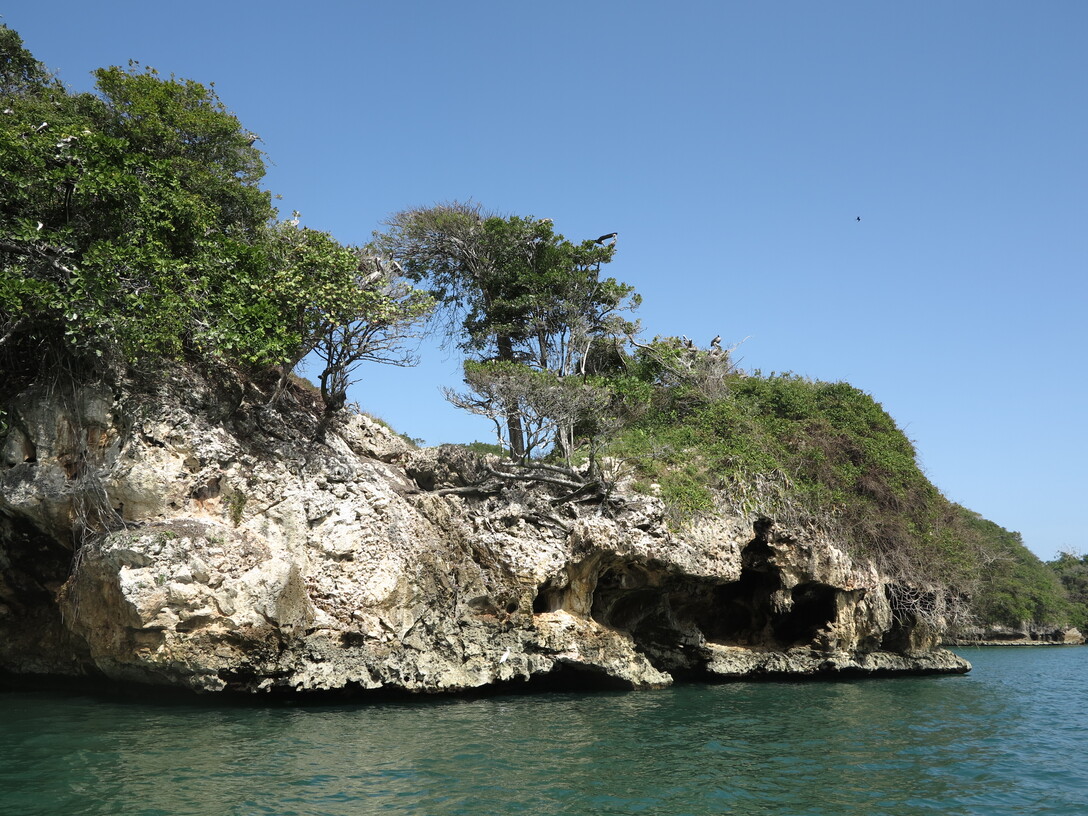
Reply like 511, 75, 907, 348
954, 508, 1070, 627
1049, 553, 1088, 630
0, 26, 427, 403
604, 371, 1069, 626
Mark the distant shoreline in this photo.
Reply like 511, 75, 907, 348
947, 640, 1085, 648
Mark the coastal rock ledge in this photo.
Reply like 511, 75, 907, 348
0, 370, 969, 695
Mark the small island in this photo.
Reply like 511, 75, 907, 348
1, 24, 1082, 696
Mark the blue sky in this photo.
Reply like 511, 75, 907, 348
6, 2, 1085, 560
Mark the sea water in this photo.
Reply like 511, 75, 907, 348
1, 647, 1085, 815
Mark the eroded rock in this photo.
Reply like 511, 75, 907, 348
0, 369, 969, 695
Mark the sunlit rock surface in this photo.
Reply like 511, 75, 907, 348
947, 623, 1084, 647
0, 369, 969, 695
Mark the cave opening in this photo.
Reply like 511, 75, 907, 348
0, 515, 73, 605
772, 583, 838, 646
881, 615, 914, 653
0, 514, 95, 676
576, 525, 848, 676
699, 569, 779, 646
881, 585, 920, 654
592, 568, 652, 626
586, 539, 789, 656
532, 578, 563, 614
524, 662, 637, 692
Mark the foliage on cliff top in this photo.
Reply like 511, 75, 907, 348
602, 363, 1068, 625
0, 26, 428, 404
610, 372, 948, 570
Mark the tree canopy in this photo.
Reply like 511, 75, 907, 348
374, 202, 639, 458
0, 26, 428, 406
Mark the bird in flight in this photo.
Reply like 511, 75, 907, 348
856, 216, 861, 222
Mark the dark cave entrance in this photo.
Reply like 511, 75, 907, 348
0, 514, 93, 674
880, 583, 934, 654
772, 582, 839, 646
577, 529, 842, 675
589, 564, 679, 645
698, 568, 779, 646
532, 578, 563, 614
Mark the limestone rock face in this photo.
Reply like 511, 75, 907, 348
947, 623, 1085, 647
0, 370, 969, 694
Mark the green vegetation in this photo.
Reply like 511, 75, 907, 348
0, 26, 429, 406
605, 369, 953, 573
224, 491, 247, 527
1049, 553, 1088, 631
1, 26, 1074, 632
599, 363, 1074, 628
950, 508, 1070, 628
461, 440, 508, 457
375, 203, 638, 460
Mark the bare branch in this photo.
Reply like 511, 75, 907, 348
484, 465, 588, 491
0, 316, 29, 348
0, 239, 75, 276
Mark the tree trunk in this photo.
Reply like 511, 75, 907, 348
496, 333, 525, 459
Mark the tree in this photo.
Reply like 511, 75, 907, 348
92, 62, 269, 237
1049, 552, 1088, 630
0, 28, 429, 411
629, 335, 738, 405
310, 254, 433, 411
374, 202, 639, 458
445, 361, 611, 464
0, 52, 276, 367
0, 25, 51, 97
0, 27, 99, 369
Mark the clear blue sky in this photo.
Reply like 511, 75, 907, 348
6, 2, 1085, 560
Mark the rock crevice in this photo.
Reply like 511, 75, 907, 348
0, 370, 970, 695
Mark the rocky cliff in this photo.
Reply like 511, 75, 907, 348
0, 368, 969, 695
947, 624, 1084, 647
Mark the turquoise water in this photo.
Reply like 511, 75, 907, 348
1, 647, 1085, 815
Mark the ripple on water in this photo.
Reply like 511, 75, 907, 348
1, 648, 1087, 816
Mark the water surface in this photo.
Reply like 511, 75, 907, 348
2, 647, 1085, 815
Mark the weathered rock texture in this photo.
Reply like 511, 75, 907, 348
0, 369, 969, 695
947, 624, 1084, 647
